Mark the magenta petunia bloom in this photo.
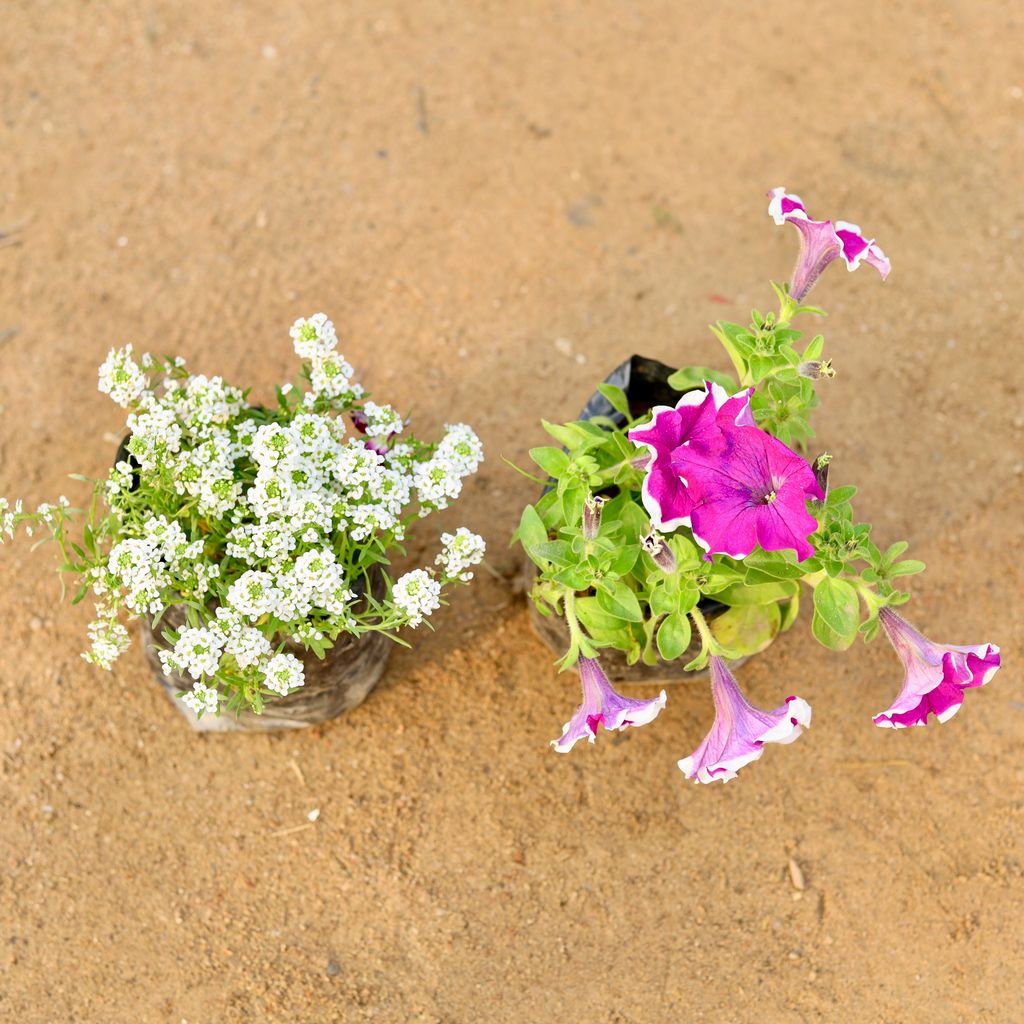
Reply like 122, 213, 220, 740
552, 656, 666, 753
627, 383, 753, 531
679, 656, 812, 784
768, 187, 891, 302
873, 608, 1000, 728
672, 423, 824, 561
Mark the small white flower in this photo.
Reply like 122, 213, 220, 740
290, 313, 338, 359
436, 528, 486, 581
98, 344, 148, 408
261, 652, 305, 695
81, 609, 131, 670
392, 569, 442, 627
181, 682, 220, 716
170, 626, 226, 680
226, 570, 280, 620
310, 353, 359, 401
437, 423, 484, 476
362, 401, 404, 439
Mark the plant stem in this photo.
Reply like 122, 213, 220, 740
689, 605, 716, 654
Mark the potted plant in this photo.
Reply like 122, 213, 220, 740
1, 313, 486, 731
514, 189, 1001, 780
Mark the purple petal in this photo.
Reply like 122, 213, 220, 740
679, 657, 811, 783
552, 657, 666, 753
673, 425, 823, 561
767, 187, 807, 226
834, 220, 891, 280
629, 387, 749, 532
873, 608, 1000, 728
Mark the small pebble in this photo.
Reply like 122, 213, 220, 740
307, 808, 320, 822
788, 858, 806, 891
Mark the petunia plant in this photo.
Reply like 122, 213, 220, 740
515, 188, 1000, 781
1, 314, 486, 719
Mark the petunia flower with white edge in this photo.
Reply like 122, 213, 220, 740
552, 656, 666, 753
679, 656, 812, 783
626, 382, 754, 532
768, 187, 891, 302
873, 608, 1000, 728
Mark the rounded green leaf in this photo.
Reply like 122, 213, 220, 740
656, 612, 692, 662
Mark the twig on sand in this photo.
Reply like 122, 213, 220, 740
287, 758, 307, 787
270, 822, 315, 838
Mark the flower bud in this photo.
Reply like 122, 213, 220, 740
582, 494, 607, 540
813, 453, 832, 498
798, 359, 835, 380
641, 531, 677, 573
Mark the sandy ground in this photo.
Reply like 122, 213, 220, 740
2, 1, 1023, 1021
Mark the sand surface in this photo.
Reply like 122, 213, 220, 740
2, 2, 1023, 1021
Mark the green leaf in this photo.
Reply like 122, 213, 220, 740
656, 612, 692, 662
666, 365, 738, 394
741, 551, 805, 581
811, 609, 855, 651
574, 596, 628, 634
540, 419, 606, 451
812, 577, 860, 646
608, 544, 641, 577
596, 579, 644, 622
716, 580, 799, 607
514, 505, 548, 558
529, 446, 570, 478
596, 383, 632, 418
802, 334, 825, 361
710, 603, 782, 657
890, 559, 926, 578
826, 485, 857, 508
531, 540, 573, 566
560, 484, 586, 529
779, 593, 801, 633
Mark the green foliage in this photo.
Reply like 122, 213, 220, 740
512, 278, 924, 671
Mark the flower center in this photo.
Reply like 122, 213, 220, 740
761, 489, 777, 505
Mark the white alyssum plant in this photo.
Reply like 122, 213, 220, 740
2, 314, 486, 718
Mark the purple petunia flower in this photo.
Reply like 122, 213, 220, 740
672, 422, 824, 561
552, 656, 666, 753
873, 608, 1000, 728
627, 383, 754, 531
679, 656, 812, 784
768, 187, 891, 302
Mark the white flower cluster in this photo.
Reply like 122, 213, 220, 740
412, 423, 484, 514
81, 606, 131, 670
95, 515, 211, 616
362, 401, 404, 438
392, 569, 442, 628
181, 682, 220, 717
291, 314, 363, 403
0, 496, 72, 542
98, 344, 148, 408
436, 528, 486, 581
261, 652, 305, 696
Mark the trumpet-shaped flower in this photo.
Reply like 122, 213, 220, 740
768, 187, 891, 301
627, 383, 754, 531
874, 608, 1000, 728
553, 657, 666, 753
679, 657, 812, 783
